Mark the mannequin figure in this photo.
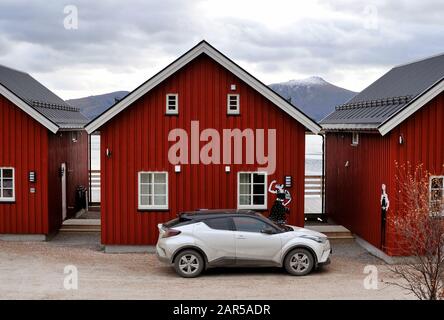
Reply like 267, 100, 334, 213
268, 180, 291, 225
380, 183, 389, 248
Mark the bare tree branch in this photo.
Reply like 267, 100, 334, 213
386, 163, 444, 300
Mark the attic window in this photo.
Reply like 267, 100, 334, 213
166, 94, 178, 115
227, 94, 240, 115
352, 132, 359, 146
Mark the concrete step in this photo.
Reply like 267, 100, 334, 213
305, 225, 354, 240
59, 228, 101, 233
59, 219, 101, 233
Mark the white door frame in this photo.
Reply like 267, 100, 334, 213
61, 163, 67, 221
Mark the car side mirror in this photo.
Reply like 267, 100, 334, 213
261, 227, 275, 235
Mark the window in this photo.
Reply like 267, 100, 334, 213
430, 176, 444, 215
0, 168, 15, 202
352, 132, 359, 145
238, 172, 267, 209
204, 217, 234, 231
227, 94, 240, 115
166, 94, 178, 115
138, 172, 168, 210
233, 216, 268, 233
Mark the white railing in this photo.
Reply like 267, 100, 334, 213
89, 170, 100, 203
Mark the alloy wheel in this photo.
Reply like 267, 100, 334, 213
178, 254, 200, 275
289, 252, 310, 273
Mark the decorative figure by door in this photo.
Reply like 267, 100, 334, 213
380, 183, 390, 249
268, 180, 291, 225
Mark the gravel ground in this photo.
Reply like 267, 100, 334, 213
0, 233, 413, 300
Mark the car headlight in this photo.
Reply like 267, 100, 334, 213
300, 234, 328, 244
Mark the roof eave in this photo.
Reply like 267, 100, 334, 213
321, 123, 380, 132
0, 84, 59, 133
378, 79, 444, 136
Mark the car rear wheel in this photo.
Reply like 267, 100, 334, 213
174, 250, 204, 278
284, 248, 314, 276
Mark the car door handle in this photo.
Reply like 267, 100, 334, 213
236, 235, 247, 240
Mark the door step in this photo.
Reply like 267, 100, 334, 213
60, 219, 101, 233
305, 225, 354, 240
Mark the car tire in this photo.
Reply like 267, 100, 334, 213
284, 248, 314, 276
174, 250, 205, 278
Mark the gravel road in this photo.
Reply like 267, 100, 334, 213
0, 233, 412, 299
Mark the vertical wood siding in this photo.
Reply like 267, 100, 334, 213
47, 130, 88, 232
0, 94, 49, 234
101, 54, 307, 245
325, 132, 391, 249
325, 92, 444, 255
385, 92, 444, 255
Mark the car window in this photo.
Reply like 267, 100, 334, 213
203, 217, 233, 231
233, 216, 270, 233
163, 217, 193, 228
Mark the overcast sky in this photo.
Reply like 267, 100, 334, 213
0, 0, 443, 99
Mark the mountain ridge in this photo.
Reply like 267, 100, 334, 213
66, 77, 356, 122
269, 76, 356, 121
66, 91, 129, 120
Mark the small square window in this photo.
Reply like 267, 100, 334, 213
238, 172, 267, 209
352, 132, 359, 146
166, 94, 178, 115
227, 94, 240, 115
0, 167, 15, 202
138, 172, 168, 210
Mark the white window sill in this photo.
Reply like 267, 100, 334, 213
238, 205, 267, 210
138, 206, 169, 211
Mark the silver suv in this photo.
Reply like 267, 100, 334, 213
156, 210, 331, 277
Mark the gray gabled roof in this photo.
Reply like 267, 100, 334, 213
321, 53, 444, 131
0, 64, 88, 130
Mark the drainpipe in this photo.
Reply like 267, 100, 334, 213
321, 133, 326, 222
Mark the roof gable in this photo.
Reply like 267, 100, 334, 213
320, 53, 444, 135
0, 65, 88, 132
85, 41, 321, 134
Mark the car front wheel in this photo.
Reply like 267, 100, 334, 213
284, 248, 314, 276
174, 250, 204, 278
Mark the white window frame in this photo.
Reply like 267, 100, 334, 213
237, 171, 267, 210
0, 167, 15, 202
429, 175, 444, 216
166, 93, 179, 115
352, 132, 359, 146
138, 171, 169, 210
227, 94, 240, 115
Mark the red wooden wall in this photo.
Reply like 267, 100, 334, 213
0, 94, 49, 234
385, 92, 444, 255
100, 54, 307, 245
325, 91, 444, 255
48, 130, 88, 232
325, 132, 392, 249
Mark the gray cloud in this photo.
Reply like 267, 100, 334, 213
0, 0, 443, 97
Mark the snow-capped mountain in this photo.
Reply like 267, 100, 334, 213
269, 76, 356, 121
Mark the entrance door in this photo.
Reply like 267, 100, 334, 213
61, 163, 67, 221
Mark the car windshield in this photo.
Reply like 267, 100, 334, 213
254, 213, 291, 232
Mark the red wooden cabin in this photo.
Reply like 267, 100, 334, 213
321, 53, 444, 256
0, 65, 89, 239
86, 41, 321, 248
